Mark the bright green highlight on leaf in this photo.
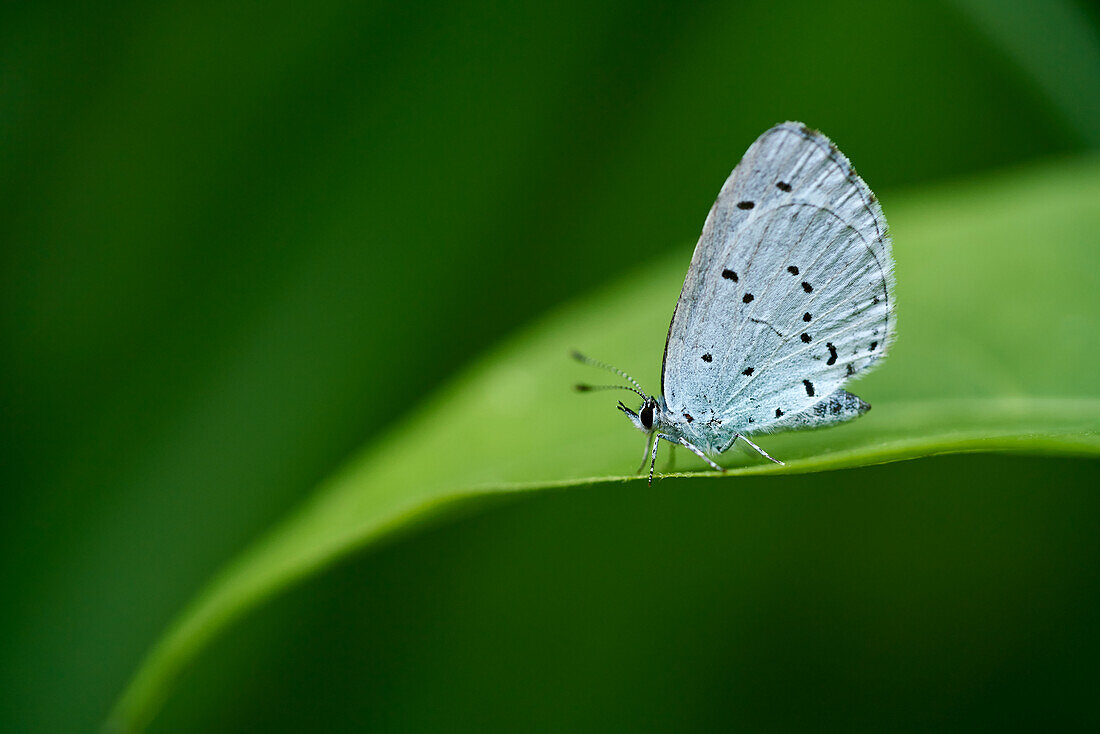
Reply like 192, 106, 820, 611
108, 157, 1100, 731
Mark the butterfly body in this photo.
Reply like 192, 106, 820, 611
577, 122, 894, 482
621, 388, 870, 457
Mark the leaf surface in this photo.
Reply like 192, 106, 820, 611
109, 158, 1100, 731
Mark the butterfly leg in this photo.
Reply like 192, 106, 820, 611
736, 434, 785, 466
636, 433, 656, 474
677, 437, 725, 473
647, 433, 663, 486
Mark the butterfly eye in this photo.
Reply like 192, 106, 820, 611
640, 403, 654, 430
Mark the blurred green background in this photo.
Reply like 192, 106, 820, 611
1, 1, 1098, 731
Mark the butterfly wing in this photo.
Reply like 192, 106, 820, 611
661, 122, 894, 445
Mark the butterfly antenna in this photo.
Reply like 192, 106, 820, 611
570, 351, 647, 395
574, 383, 647, 400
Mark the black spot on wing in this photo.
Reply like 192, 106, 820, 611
742, 367, 754, 376
684, 413, 693, 423
800, 332, 811, 343
737, 201, 754, 210
775, 408, 784, 418
802, 281, 813, 293
870, 341, 878, 351
721, 268, 738, 282
776, 181, 792, 192
701, 353, 712, 362
787, 265, 799, 275
803, 379, 815, 397
826, 342, 838, 365
742, 293, 754, 303
802, 312, 812, 322
846, 363, 856, 376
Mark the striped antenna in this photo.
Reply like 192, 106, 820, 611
574, 383, 646, 400
570, 351, 647, 395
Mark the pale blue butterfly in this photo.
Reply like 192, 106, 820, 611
576, 122, 895, 483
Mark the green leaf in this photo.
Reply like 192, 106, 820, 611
108, 157, 1100, 731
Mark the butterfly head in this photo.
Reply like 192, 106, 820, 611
618, 396, 661, 434
572, 351, 665, 434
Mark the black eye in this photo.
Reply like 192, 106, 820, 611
640, 404, 654, 429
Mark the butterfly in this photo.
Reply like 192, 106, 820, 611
575, 122, 895, 483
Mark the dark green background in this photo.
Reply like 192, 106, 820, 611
1, 1, 1097, 731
